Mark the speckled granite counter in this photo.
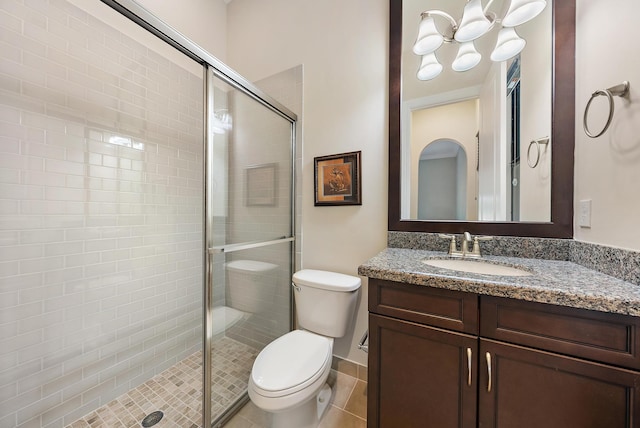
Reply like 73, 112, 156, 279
358, 248, 640, 317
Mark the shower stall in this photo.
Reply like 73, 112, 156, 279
0, 1, 296, 427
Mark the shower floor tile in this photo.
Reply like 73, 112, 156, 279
67, 336, 260, 428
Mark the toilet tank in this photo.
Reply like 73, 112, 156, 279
226, 260, 278, 313
292, 269, 361, 338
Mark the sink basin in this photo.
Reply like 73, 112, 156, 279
423, 258, 532, 277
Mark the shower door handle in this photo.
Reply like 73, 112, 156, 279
208, 236, 295, 254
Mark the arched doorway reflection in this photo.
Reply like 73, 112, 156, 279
418, 139, 468, 220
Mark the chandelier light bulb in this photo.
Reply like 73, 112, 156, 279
417, 53, 443, 81
413, 15, 444, 55
452, 42, 482, 72
502, 0, 547, 27
491, 27, 526, 62
454, 0, 494, 42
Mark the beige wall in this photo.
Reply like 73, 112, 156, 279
410, 100, 479, 220
519, 3, 552, 222
225, 0, 388, 365
135, 0, 228, 62
575, 0, 640, 251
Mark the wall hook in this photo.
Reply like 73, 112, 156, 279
583, 81, 630, 138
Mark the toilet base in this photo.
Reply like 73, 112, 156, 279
270, 383, 332, 428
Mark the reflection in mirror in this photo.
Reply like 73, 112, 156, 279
388, 0, 575, 238
417, 139, 469, 220
401, 0, 552, 222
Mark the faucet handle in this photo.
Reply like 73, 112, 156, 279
438, 234, 457, 254
471, 235, 493, 257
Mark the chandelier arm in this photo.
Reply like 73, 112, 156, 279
421, 10, 458, 41
483, 0, 496, 15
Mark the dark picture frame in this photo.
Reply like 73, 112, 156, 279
314, 151, 362, 206
246, 163, 277, 206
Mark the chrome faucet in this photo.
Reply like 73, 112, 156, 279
461, 232, 473, 256
439, 232, 492, 258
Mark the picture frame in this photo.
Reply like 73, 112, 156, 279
246, 163, 277, 206
314, 151, 362, 206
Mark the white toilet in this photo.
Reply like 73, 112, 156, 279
248, 269, 361, 428
226, 259, 279, 313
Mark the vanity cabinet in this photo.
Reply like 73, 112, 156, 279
367, 279, 640, 428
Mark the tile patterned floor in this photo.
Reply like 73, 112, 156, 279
67, 336, 367, 428
67, 337, 259, 428
225, 365, 368, 428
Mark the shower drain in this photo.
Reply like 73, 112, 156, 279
141, 410, 164, 427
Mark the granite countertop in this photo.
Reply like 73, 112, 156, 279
358, 248, 640, 317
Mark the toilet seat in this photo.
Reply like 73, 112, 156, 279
251, 330, 332, 398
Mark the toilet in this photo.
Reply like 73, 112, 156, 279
226, 259, 279, 313
248, 269, 361, 428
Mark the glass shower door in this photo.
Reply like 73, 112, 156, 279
204, 73, 295, 426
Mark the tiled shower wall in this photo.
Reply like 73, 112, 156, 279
0, 1, 204, 427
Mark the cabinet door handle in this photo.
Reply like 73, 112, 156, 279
466, 347, 472, 386
486, 352, 492, 392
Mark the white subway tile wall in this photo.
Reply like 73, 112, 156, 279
0, 1, 204, 427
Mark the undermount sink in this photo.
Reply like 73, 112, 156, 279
423, 258, 532, 277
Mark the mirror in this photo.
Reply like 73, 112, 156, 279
389, 0, 575, 237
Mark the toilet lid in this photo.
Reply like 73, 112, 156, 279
293, 269, 361, 292
251, 330, 332, 395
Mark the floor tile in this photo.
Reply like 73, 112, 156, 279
327, 369, 357, 409
318, 405, 366, 428
344, 380, 367, 420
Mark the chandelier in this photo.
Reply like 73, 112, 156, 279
412, 0, 547, 81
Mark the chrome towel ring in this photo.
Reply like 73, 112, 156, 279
527, 137, 549, 168
583, 81, 630, 138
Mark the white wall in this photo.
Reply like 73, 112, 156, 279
478, 61, 508, 221
574, 0, 640, 251
225, 0, 388, 365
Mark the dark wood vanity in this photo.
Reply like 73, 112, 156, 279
367, 278, 640, 428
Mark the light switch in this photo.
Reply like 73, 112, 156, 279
579, 199, 592, 228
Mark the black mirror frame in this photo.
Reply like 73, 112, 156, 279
388, 0, 575, 238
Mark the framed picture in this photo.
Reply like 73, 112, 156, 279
246, 163, 277, 206
314, 151, 362, 206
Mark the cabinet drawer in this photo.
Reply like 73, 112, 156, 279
481, 296, 640, 370
369, 279, 478, 334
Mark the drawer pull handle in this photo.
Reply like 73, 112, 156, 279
466, 347, 472, 386
486, 352, 492, 392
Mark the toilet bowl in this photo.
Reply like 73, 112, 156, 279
247, 269, 361, 428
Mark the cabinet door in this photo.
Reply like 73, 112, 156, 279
368, 314, 478, 428
479, 339, 640, 428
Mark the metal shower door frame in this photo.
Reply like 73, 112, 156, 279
99, 2, 298, 427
